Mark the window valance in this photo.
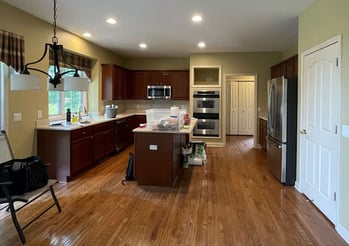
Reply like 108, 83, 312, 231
0, 30, 25, 72
49, 50, 92, 78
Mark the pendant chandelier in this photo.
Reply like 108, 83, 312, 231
10, 0, 88, 91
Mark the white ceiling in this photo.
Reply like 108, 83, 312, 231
4, 0, 314, 58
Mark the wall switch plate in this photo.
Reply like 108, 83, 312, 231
14, 113, 22, 121
149, 145, 158, 151
38, 110, 42, 119
342, 125, 349, 138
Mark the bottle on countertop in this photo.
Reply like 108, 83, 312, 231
66, 108, 71, 123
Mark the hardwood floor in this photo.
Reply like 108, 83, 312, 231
0, 136, 347, 245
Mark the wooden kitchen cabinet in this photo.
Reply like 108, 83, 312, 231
128, 70, 189, 100
148, 71, 171, 85
271, 55, 298, 79
134, 132, 186, 186
37, 121, 116, 182
259, 118, 267, 151
92, 121, 115, 162
71, 127, 93, 175
115, 118, 129, 151
171, 70, 189, 100
128, 71, 148, 99
102, 64, 128, 100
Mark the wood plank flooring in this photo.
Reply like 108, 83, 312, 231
0, 136, 347, 245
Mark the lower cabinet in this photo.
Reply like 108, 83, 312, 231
37, 121, 115, 182
115, 118, 129, 151
134, 132, 187, 186
92, 121, 115, 162
115, 115, 146, 151
259, 118, 267, 151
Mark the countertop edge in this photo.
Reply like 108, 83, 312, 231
133, 118, 197, 134
36, 112, 146, 131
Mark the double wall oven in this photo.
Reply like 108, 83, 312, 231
193, 90, 220, 137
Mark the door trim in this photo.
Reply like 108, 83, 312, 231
297, 34, 341, 226
224, 73, 258, 147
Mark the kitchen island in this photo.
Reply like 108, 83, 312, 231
133, 119, 196, 187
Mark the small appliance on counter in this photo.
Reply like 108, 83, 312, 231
105, 104, 118, 118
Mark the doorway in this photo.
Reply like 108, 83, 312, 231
225, 75, 257, 145
299, 35, 341, 224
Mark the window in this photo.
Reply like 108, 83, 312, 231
0, 62, 14, 132
48, 66, 88, 119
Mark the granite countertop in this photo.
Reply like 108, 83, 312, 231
259, 112, 268, 121
133, 118, 197, 134
36, 111, 146, 131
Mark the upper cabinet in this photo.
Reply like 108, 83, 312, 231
101, 64, 128, 100
171, 71, 189, 100
270, 55, 298, 79
128, 71, 149, 99
148, 71, 171, 85
128, 70, 189, 100
192, 66, 221, 87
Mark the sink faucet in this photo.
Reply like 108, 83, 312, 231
79, 105, 87, 122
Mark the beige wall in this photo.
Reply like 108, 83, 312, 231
190, 52, 282, 113
299, 0, 349, 236
124, 57, 189, 70
190, 52, 282, 146
0, 1, 123, 157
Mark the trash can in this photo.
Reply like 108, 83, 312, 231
188, 141, 207, 166
182, 145, 192, 168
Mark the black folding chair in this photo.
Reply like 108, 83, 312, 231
0, 130, 61, 244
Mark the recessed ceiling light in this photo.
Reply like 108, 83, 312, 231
139, 43, 147, 49
192, 15, 202, 23
83, 32, 92, 38
198, 42, 206, 48
106, 18, 117, 24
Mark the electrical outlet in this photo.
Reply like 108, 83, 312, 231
38, 110, 42, 119
14, 113, 22, 121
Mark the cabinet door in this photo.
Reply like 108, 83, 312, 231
159, 71, 171, 85
171, 71, 189, 100
102, 64, 128, 100
115, 118, 128, 151
102, 64, 114, 100
93, 131, 106, 162
105, 127, 115, 155
128, 71, 148, 99
71, 136, 93, 175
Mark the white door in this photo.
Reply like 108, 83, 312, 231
230, 82, 239, 134
300, 38, 340, 223
230, 81, 254, 135
238, 82, 254, 135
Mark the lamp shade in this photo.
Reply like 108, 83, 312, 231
10, 74, 41, 91
64, 77, 89, 91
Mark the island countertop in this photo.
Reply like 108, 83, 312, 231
133, 118, 197, 134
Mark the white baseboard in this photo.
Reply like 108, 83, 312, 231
336, 223, 349, 244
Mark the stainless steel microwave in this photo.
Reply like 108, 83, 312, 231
147, 85, 171, 99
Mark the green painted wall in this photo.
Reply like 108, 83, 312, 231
299, 0, 349, 234
0, 0, 123, 157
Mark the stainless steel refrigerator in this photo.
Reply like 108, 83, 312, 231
267, 76, 297, 185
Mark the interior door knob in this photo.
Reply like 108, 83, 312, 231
300, 129, 307, 134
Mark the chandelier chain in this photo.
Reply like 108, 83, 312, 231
52, 0, 58, 43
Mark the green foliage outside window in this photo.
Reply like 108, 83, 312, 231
48, 66, 87, 117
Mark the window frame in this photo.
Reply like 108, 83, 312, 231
48, 66, 88, 120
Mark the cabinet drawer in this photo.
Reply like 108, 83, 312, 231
71, 127, 93, 140
93, 121, 115, 133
